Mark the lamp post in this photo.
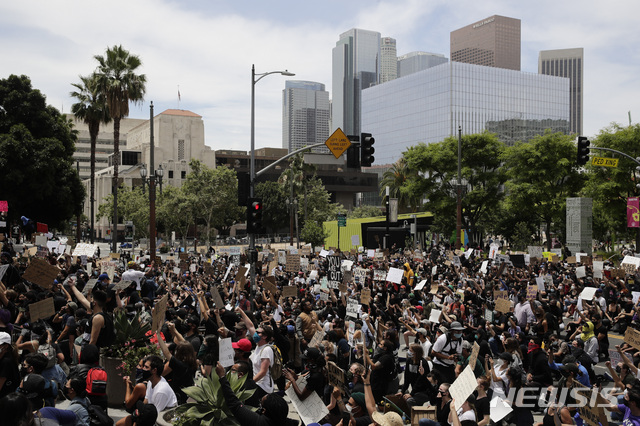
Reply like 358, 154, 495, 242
249, 65, 294, 296
140, 102, 163, 260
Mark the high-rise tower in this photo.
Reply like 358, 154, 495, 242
282, 80, 330, 153
539, 48, 584, 135
450, 15, 521, 70
380, 37, 397, 83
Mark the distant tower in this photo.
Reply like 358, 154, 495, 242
282, 81, 330, 153
332, 28, 381, 135
397, 52, 449, 77
380, 37, 397, 83
450, 15, 521, 70
539, 48, 584, 135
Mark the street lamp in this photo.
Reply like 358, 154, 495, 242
456, 126, 463, 250
249, 65, 294, 296
140, 102, 164, 261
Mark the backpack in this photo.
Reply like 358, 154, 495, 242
86, 366, 107, 396
267, 343, 284, 381
37, 342, 57, 369
71, 399, 113, 426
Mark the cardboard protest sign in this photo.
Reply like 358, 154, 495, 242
152, 294, 168, 333
495, 298, 511, 313
327, 361, 346, 391
283, 285, 298, 298
234, 266, 248, 282
218, 337, 235, 368
360, 288, 371, 305
22, 258, 58, 289
526, 285, 538, 299
625, 327, 640, 350
574, 387, 608, 426
211, 286, 225, 309
263, 276, 278, 296
430, 283, 439, 294
494, 290, 508, 301
29, 297, 55, 321
286, 254, 300, 272
309, 330, 324, 348
609, 349, 623, 367
495, 262, 507, 277
113, 280, 133, 291
327, 256, 342, 289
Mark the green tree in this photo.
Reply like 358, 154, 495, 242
501, 131, 586, 250
300, 221, 329, 248
583, 123, 640, 241
255, 181, 289, 233
404, 131, 506, 243
302, 177, 346, 224
182, 160, 243, 241
0, 75, 85, 229
379, 158, 420, 213
157, 185, 196, 247
96, 186, 148, 239
278, 153, 317, 224
94, 45, 146, 249
70, 73, 111, 243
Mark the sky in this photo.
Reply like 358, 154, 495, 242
2, 0, 640, 152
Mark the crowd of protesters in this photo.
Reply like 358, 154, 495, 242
1, 235, 640, 426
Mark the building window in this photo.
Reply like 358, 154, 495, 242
181, 171, 186, 179
168, 170, 174, 179
178, 139, 185, 161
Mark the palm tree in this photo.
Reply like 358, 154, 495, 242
94, 45, 146, 252
70, 74, 111, 244
379, 158, 420, 213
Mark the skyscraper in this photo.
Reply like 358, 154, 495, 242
282, 81, 330, 153
397, 51, 449, 78
539, 48, 584, 135
450, 15, 521, 70
332, 28, 381, 136
380, 37, 397, 83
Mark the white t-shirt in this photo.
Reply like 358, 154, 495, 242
251, 344, 274, 393
420, 339, 432, 360
489, 364, 509, 398
145, 376, 178, 411
121, 269, 146, 290
432, 333, 462, 367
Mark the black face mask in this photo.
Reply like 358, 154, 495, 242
140, 369, 152, 381
19, 367, 29, 378
62, 386, 72, 400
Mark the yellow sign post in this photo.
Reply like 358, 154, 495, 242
591, 156, 619, 167
325, 128, 351, 159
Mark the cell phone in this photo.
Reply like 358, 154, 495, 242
342, 412, 351, 426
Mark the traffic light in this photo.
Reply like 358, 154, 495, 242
361, 132, 375, 167
577, 136, 590, 166
247, 198, 263, 234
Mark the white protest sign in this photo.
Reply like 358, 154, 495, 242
72, 243, 98, 257
480, 260, 488, 274
218, 337, 235, 368
633, 292, 640, 305
432, 265, 438, 276
580, 287, 597, 300
429, 309, 441, 323
593, 261, 604, 279
285, 376, 329, 426
0, 264, 8, 282
367, 249, 375, 258
609, 349, 623, 367
490, 396, 513, 422
223, 264, 233, 281
341, 260, 354, 272
346, 301, 361, 319
576, 253, 588, 263
385, 267, 404, 284
622, 255, 640, 268
351, 235, 359, 246
536, 277, 545, 292
319, 250, 330, 258
449, 365, 477, 407
464, 248, 474, 259
415, 280, 427, 291
575, 266, 586, 279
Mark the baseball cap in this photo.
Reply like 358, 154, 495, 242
462, 341, 473, 351
20, 373, 45, 399
302, 347, 322, 360
415, 328, 427, 336
98, 273, 109, 281
231, 338, 252, 352
132, 401, 158, 426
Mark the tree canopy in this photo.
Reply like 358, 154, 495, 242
0, 75, 85, 229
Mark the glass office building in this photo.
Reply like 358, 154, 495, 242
282, 80, 330, 153
361, 61, 570, 165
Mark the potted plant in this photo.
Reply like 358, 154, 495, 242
102, 309, 156, 407
161, 371, 255, 426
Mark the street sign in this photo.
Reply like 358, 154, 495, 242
591, 156, 619, 167
337, 214, 346, 227
325, 128, 351, 159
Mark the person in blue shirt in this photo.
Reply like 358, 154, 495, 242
547, 351, 590, 387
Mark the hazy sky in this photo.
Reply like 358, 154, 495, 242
2, 0, 639, 152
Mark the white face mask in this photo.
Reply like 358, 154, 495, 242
345, 404, 354, 413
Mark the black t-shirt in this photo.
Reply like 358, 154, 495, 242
476, 395, 490, 421
167, 356, 196, 403
305, 369, 326, 397
0, 355, 20, 399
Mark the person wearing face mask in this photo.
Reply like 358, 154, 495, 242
122, 359, 149, 414
343, 391, 370, 426
431, 322, 464, 384
0, 331, 19, 399
369, 339, 397, 403
250, 325, 275, 399
398, 344, 432, 407
525, 336, 552, 389
283, 347, 326, 401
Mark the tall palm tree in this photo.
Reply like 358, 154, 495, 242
70, 74, 111, 244
94, 45, 146, 252
379, 158, 420, 213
